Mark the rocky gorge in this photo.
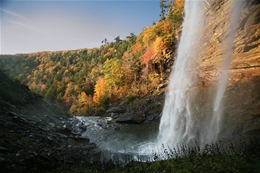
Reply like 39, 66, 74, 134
0, 99, 105, 172
0, 75, 164, 172
0, 0, 260, 172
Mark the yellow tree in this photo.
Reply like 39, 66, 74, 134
153, 36, 168, 77
76, 91, 93, 116
102, 58, 125, 100
93, 77, 106, 105
79, 91, 88, 106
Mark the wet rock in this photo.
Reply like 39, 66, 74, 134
116, 112, 145, 124
41, 127, 50, 132
6, 112, 17, 117
47, 136, 53, 141
71, 130, 81, 136
0, 146, 8, 154
68, 136, 90, 146
48, 123, 55, 128
9, 130, 15, 133
70, 118, 81, 126
105, 117, 113, 124
114, 126, 120, 130
30, 121, 37, 126
57, 125, 72, 135
111, 114, 119, 119
89, 148, 102, 162
78, 124, 87, 130
12, 116, 28, 124
146, 115, 154, 121
107, 107, 125, 113
146, 113, 161, 123
15, 152, 20, 156
89, 142, 97, 149
57, 133, 68, 139
29, 133, 35, 138
141, 101, 163, 123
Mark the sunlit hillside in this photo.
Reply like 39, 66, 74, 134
0, 0, 184, 116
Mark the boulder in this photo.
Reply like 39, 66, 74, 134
57, 125, 72, 135
107, 107, 125, 113
6, 112, 28, 124
143, 102, 163, 122
105, 117, 112, 123
115, 112, 145, 124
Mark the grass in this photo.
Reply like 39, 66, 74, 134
75, 138, 260, 173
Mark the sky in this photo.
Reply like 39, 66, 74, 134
0, 0, 160, 55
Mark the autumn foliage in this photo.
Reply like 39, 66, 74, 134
0, 0, 184, 116
142, 48, 154, 64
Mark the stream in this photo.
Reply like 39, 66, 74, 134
73, 116, 159, 163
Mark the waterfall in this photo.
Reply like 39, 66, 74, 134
157, 0, 205, 147
157, 0, 243, 149
210, 0, 243, 142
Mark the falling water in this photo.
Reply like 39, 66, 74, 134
157, 0, 243, 150
157, 0, 205, 147
210, 0, 243, 142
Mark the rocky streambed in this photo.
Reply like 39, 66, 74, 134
69, 115, 159, 163
0, 98, 163, 172
0, 103, 105, 172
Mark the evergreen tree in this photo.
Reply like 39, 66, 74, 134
160, 0, 167, 20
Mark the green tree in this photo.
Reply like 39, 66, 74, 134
160, 0, 167, 20
102, 58, 123, 87
114, 36, 121, 42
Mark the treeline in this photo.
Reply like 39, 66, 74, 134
0, 0, 184, 116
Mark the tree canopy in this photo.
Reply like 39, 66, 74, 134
0, 0, 184, 116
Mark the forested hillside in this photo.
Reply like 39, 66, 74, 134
0, 0, 184, 116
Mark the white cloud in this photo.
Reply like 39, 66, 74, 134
9, 20, 35, 30
0, 8, 28, 21
1, 8, 41, 33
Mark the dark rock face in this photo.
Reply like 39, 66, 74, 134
107, 107, 126, 113
192, 0, 260, 139
106, 95, 164, 125
143, 102, 163, 123
0, 104, 103, 173
115, 112, 145, 124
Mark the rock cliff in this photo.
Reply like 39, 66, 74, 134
196, 0, 260, 138
199, 0, 260, 85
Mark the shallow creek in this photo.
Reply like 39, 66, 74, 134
74, 116, 159, 163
